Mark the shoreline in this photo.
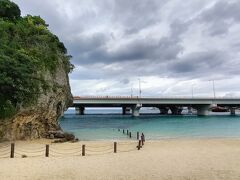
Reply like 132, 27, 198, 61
2, 136, 240, 143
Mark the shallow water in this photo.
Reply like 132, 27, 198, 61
60, 108, 240, 140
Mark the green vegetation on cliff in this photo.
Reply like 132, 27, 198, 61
0, 0, 73, 119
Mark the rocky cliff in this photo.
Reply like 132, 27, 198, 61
0, 62, 72, 140
0, 0, 73, 140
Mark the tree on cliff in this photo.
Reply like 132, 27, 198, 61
0, 0, 73, 119
0, 0, 20, 20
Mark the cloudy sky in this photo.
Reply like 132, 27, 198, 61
13, 0, 240, 97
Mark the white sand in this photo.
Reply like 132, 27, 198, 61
1, 139, 240, 180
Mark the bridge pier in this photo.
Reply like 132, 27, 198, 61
230, 108, 236, 115
158, 107, 169, 115
75, 107, 85, 115
169, 106, 182, 115
122, 107, 126, 115
122, 107, 131, 115
131, 104, 142, 117
195, 105, 210, 116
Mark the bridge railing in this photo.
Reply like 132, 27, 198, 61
73, 96, 240, 100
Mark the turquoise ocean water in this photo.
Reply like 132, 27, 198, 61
60, 108, 240, 140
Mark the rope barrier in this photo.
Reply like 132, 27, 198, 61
14, 145, 45, 151
0, 151, 10, 158
118, 148, 137, 153
49, 149, 82, 155
14, 151, 45, 158
14, 153, 38, 158
0, 144, 10, 149
86, 150, 113, 156
0, 141, 140, 158
50, 153, 82, 157
27, 154, 45, 158
15, 148, 45, 154
0, 147, 10, 153
86, 147, 113, 153
86, 144, 112, 148
0, 156, 9, 158
50, 146, 81, 151
118, 142, 137, 146
86, 149, 113, 154
14, 151, 25, 156
0, 129, 145, 159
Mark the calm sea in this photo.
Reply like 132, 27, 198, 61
60, 108, 240, 140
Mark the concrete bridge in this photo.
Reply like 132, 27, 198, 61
72, 96, 240, 117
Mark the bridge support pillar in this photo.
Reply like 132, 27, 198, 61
170, 106, 182, 115
195, 105, 210, 116
75, 107, 85, 115
122, 107, 126, 115
230, 108, 236, 115
131, 104, 142, 117
122, 107, 131, 115
158, 107, 169, 115
188, 107, 193, 114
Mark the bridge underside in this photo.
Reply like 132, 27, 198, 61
73, 103, 239, 117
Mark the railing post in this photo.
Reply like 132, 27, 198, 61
45, 144, 49, 157
10, 143, 15, 158
137, 140, 141, 150
137, 132, 139, 140
82, 145, 85, 156
129, 132, 131, 138
114, 142, 117, 153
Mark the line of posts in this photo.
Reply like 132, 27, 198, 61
118, 128, 145, 150
9, 130, 145, 158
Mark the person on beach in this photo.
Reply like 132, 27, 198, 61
141, 133, 145, 142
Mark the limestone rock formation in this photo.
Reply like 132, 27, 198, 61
0, 0, 73, 140
0, 61, 72, 140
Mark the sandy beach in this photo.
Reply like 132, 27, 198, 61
0, 139, 240, 180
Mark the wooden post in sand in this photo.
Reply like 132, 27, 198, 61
129, 132, 132, 138
114, 142, 117, 153
137, 132, 139, 140
123, 129, 125, 134
127, 130, 129, 135
45, 144, 49, 157
141, 133, 145, 146
137, 140, 141, 150
82, 145, 85, 156
10, 143, 15, 158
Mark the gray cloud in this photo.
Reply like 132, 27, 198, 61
111, 0, 167, 34
200, 1, 240, 22
12, 0, 240, 96
67, 33, 109, 57
198, 0, 240, 36
70, 21, 186, 65
169, 51, 227, 75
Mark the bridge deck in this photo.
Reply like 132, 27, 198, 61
73, 96, 240, 107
